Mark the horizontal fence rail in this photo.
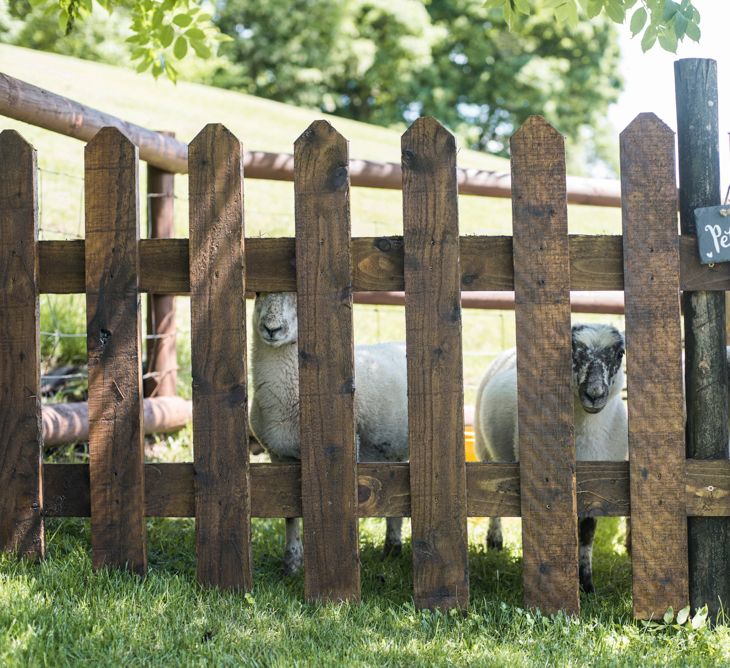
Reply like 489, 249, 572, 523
0, 73, 621, 206
33, 235, 730, 295
39, 460, 730, 519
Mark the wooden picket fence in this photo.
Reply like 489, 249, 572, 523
1, 112, 730, 619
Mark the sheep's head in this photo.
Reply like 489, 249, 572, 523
571, 324, 624, 414
253, 292, 298, 347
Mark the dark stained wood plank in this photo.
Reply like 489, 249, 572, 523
84, 127, 146, 574
676, 58, 730, 622
188, 124, 252, 591
36, 235, 730, 295
294, 120, 360, 602
511, 116, 579, 615
42, 460, 634, 519
402, 118, 469, 610
0, 130, 44, 559
621, 113, 688, 620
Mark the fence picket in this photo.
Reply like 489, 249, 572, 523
294, 120, 360, 602
0, 130, 44, 559
620, 113, 688, 619
85, 127, 146, 573
402, 117, 469, 610
511, 116, 579, 615
188, 124, 252, 591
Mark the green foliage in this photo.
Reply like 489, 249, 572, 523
485, 0, 701, 53
212, 0, 622, 164
15, 0, 228, 80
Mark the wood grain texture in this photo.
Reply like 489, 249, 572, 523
511, 116, 579, 615
188, 124, 252, 591
676, 58, 730, 620
294, 120, 360, 602
621, 113, 688, 620
84, 127, 146, 574
402, 118, 468, 610
0, 130, 44, 559
36, 235, 730, 295
43, 459, 730, 519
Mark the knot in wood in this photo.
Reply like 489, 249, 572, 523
375, 238, 392, 252
329, 165, 348, 190
402, 149, 416, 168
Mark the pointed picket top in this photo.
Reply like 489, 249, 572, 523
0, 130, 37, 216
402, 117, 456, 165
85, 126, 136, 156
0, 129, 36, 158
620, 112, 674, 143
510, 115, 564, 152
294, 120, 349, 195
189, 123, 242, 155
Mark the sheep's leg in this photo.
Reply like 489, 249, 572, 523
579, 517, 597, 594
283, 517, 303, 576
383, 517, 403, 558
487, 517, 503, 551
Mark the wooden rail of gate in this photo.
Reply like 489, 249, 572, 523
1, 112, 729, 618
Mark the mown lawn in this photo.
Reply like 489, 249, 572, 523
2, 515, 729, 667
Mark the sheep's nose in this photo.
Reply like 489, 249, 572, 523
263, 325, 282, 338
585, 386, 606, 401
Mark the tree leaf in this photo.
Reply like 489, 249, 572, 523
663, 0, 680, 21
192, 41, 212, 58
674, 13, 688, 39
174, 35, 188, 59
685, 20, 700, 41
630, 7, 647, 36
185, 28, 206, 41
604, 1, 625, 23
172, 13, 193, 27
641, 25, 658, 51
160, 24, 175, 48
658, 27, 678, 52
586, 0, 602, 18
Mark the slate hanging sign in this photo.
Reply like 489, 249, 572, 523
696, 205, 730, 264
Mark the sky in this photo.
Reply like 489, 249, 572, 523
608, 0, 729, 193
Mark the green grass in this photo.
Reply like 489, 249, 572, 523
2, 517, 729, 667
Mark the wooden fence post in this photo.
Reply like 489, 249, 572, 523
402, 117, 469, 610
511, 116, 579, 615
189, 124, 252, 591
675, 58, 730, 620
295, 120, 360, 602
621, 113, 688, 619
0, 130, 44, 559
85, 127, 146, 574
145, 133, 177, 398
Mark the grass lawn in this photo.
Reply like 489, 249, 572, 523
2, 516, 729, 666
2, 45, 715, 667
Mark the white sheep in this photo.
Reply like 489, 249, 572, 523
250, 292, 408, 574
474, 323, 628, 593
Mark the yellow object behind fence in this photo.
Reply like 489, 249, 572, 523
464, 426, 477, 462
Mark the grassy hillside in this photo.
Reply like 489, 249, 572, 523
0, 44, 624, 403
